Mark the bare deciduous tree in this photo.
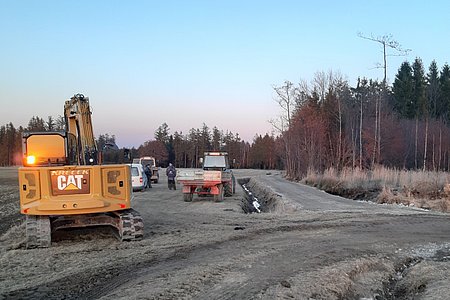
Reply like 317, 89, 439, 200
270, 81, 297, 177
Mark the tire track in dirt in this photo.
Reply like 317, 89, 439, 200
88, 215, 415, 299
4, 210, 448, 299
2, 219, 354, 299
0, 182, 21, 235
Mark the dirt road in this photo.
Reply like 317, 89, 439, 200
0, 168, 449, 299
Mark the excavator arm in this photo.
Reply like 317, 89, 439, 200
64, 94, 98, 165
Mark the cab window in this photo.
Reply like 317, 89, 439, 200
131, 167, 139, 176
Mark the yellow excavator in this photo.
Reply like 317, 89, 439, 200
18, 94, 143, 248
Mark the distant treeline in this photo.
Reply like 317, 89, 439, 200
2, 57, 450, 175
139, 122, 280, 169
0, 116, 280, 169
276, 58, 450, 179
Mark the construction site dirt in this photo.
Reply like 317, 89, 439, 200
1, 167, 449, 300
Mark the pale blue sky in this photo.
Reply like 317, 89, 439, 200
1, 0, 449, 147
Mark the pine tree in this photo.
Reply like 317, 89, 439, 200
155, 122, 173, 162
55, 115, 66, 131
154, 123, 170, 145
45, 116, 55, 131
440, 63, 450, 120
187, 128, 200, 168
411, 58, 427, 169
199, 123, 212, 153
392, 61, 414, 118
0, 125, 6, 166
211, 126, 222, 151
27, 116, 46, 131
172, 131, 185, 167
427, 60, 441, 118
6, 123, 17, 165
412, 58, 427, 118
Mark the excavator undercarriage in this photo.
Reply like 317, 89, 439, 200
25, 209, 144, 248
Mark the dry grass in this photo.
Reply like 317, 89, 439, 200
377, 186, 410, 205
303, 166, 450, 213
438, 199, 448, 212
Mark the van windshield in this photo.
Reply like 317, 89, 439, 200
141, 159, 154, 167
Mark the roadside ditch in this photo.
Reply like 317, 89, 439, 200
239, 178, 262, 213
239, 177, 297, 214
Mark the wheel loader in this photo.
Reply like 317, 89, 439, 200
18, 94, 143, 248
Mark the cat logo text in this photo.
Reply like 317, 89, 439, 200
51, 169, 90, 195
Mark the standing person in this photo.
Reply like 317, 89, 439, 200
166, 163, 177, 190
144, 164, 152, 188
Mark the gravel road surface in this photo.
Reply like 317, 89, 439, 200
0, 168, 449, 299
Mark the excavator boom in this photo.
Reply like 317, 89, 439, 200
64, 94, 98, 165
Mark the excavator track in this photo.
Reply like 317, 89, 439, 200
25, 215, 51, 249
25, 209, 143, 249
116, 208, 144, 241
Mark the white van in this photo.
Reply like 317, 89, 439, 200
133, 156, 160, 183
128, 163, 147, 191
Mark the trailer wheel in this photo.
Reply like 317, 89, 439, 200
232, 174, 236, 194
183, 193, 193, 202
224, 182, 233, 197
214, 184, 224, 202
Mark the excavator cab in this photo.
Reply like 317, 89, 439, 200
22, 132, 69, 167
22, 131, 87, 167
